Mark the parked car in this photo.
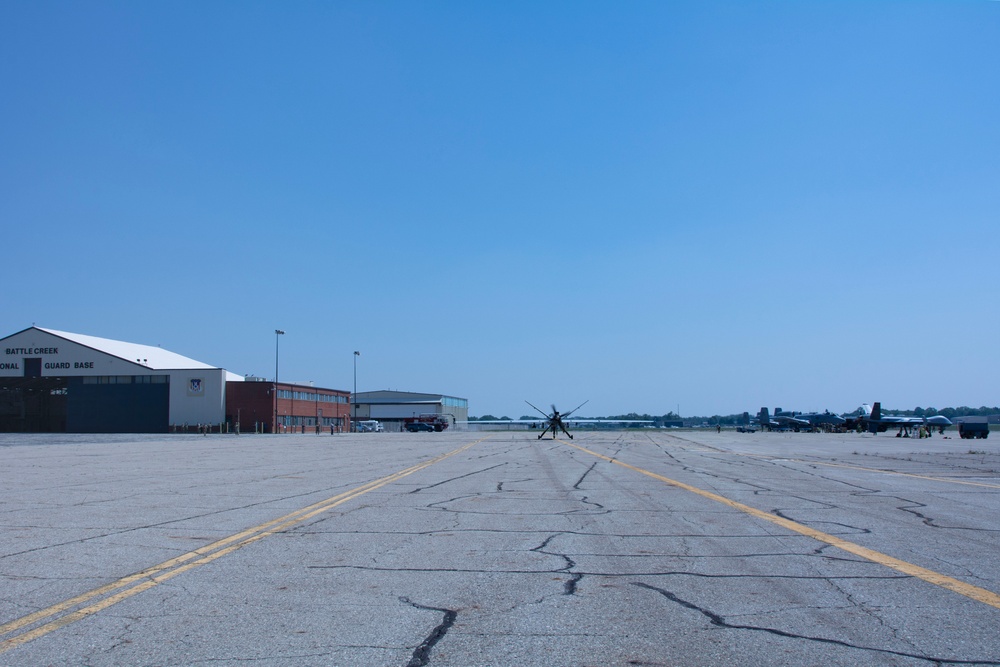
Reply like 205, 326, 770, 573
405, 422, 435, 432
356, 420, 384, 433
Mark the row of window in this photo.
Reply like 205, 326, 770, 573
442, 397, 467, 408
276, 389, 348, 403
82, 375, 169, 385
280, 416, 345, 426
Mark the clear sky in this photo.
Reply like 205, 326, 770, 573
2, 2, 997, 419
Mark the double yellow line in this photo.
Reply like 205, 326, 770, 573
0, 437, 486, 655
564, 439, 1000, 610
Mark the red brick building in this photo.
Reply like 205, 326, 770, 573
226, 380, 351, 434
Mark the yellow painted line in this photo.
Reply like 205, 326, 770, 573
0, 437, 488, 654
563, 439, 1000, 610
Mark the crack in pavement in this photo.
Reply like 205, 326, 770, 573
421, 494, 608, 517
859, 452, 1000, 477
633, 582, 1000, 665
887, 495, 1000, 534
399, 597, 457, 667
530, 533, 581, 595
573, 461, 598, 490
308, 564, 905, 583
407, 463, 508, 494
771, 509, 872, 536
288, 526, 847, 539
893, 495, 947, 529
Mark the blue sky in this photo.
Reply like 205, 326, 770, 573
2, 1, 997, 418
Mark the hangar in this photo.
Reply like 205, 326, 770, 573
352, 390, 468, 431
2, 327, 429, 435
0, 327, 236, 433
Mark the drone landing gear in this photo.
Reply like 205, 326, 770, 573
537, 427, 573, 440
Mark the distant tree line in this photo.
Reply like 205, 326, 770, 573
601, 412, 677, 421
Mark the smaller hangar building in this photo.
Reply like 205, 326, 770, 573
1, 327, 236, 433
353, 390, 468, 431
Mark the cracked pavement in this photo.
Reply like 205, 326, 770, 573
1, 430, 999, 665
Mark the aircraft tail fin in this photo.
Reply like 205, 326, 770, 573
759, 407, 770, 422
871, 402, 882, 421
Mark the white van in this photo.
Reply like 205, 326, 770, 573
356, 420, 384, 433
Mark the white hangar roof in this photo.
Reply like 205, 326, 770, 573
34, 327, 242, 379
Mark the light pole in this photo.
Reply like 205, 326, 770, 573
353, 350, 360, 432
275, 330, 285, 383
274, 329, 284, 433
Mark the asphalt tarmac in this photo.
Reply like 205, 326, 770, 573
1, 429, 999, 666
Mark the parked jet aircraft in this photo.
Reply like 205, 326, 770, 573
752, 408, 846, 432
789, 410, 846, 429
859, 402, 952, 436
754, 408, 808, 431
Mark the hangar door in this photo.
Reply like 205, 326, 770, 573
0, 377, 69, 432
66, 376, 170, 433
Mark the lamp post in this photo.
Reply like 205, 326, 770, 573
275, 330, 285, 383
353, 350, 360, 432
274, 329, 285, 433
